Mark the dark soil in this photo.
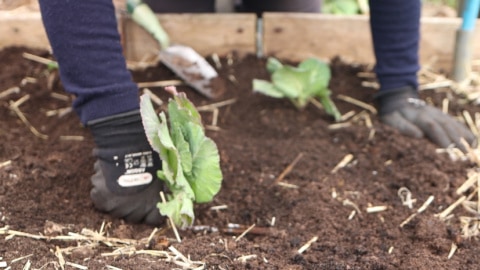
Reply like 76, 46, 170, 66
1, 46, 480, 269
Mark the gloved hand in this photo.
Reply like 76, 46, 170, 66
375, 86, 476, 151
88, 110, 164, 225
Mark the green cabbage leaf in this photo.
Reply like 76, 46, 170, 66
253, 57, 341, 121
140, 91, 223, 228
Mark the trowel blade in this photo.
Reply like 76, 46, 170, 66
159, 45, 225, 99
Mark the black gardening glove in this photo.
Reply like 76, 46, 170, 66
88, 110, 164, 225
375, 86, 476, 151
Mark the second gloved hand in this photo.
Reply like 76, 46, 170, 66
375, 86, 476, 151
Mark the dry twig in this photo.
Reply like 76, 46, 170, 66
337, 94, 377, 114
50, 92, 70, 102
0, 86, 20, 99
435, 196, 467, 220
9, 96, 48, 140
0, 160, 11, 169
137, 80, 182, 88
59, 135, 84, 141
196, 98, 237, 111
328, 122, 352, 130
211, 53, 222, 69
22, 52, 58, 67
209, 205, 228, 211
223, 224, 271, 236
276, 182, 299, 189
273, 152, 304, 185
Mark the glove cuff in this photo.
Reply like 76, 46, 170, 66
88, 110, 145, 148
374, 86, 420, 116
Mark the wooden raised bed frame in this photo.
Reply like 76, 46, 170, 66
1, 10, 480, 70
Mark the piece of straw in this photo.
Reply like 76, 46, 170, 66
143, 88, 164, 106
456, 173, 479, 195
463, 110, 479, 138
331, 154, 354, 174
160, 191, 182, 243
400, 195, 434, 228
235, 224, 256, 242
343, 199, 362, 215
447, 243, 458, 260
435, 196, 467, 220
297, 236, 318, 254
366, 205, 388, 213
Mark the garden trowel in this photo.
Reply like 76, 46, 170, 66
127, 0, 223, 99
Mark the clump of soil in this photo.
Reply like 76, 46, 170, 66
1, 46, 479, 269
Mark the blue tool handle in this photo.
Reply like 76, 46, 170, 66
461, 0, 480, 31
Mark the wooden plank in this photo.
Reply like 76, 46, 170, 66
0, 11, 50, 50
122, 13, 257, 63
262, 13, 480, 70
262, 13, 373, 64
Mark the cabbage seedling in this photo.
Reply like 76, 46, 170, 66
140, 87, 223, 229
253, 57, 341, 121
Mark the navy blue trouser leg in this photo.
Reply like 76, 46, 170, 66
39, 0, 139, 125
369, 0, 421, 92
